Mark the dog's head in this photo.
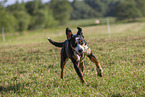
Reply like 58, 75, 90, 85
66, 27, 86, 55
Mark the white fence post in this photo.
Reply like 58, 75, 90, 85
107, 18, 111, 35
2, 27, 5, 42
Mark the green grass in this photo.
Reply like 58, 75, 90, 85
0, 22, 145, 96
67, 17, 116, 27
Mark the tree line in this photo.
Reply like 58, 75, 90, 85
0, 0, 145, 33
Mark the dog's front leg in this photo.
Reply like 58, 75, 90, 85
87, 53, 103, 77
60, 47, 68, 79
71, 57, 87, 84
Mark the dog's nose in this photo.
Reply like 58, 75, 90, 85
78, 49, 83, 53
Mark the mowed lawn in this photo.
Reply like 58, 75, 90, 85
0, 22, 144, 96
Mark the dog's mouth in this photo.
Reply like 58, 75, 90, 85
73, 49, 84, 57
80, 53, 84, 57
71, 45, 84, 57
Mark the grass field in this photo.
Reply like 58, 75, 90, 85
0, 22, 145, 96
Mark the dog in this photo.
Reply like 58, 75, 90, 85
47, 27, 103, 84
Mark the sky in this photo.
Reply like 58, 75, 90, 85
3, 0, 73, 6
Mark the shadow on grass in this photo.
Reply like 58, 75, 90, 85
87, 82, 98, 90
88, 82, 123, 97
0, 83, 22, 93
111, 94, 122, 97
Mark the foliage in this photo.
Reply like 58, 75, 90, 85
25, 1, 58, 29
13, 11, 30, 32
134, 0, 145, 16
25, 0, 46, 16
0, 0, 7, 6
71, 0, 97, 19
105, 0, 121, 16
115, 2, 142, 20
50, 0, 72, 24
6, 1, 30, 32
84, 0, 106, 17
0, 8, 16, 32
29, 9, 58, 29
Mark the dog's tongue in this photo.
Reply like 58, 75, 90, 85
80, 53, 84, 57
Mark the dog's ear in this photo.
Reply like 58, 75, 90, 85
77, 27, 84, 37
66, 27, 73, 40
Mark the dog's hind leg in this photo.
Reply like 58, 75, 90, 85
87, 53, 103, 77
61, 58, 68, 79
60, 48, 68, 79
71, 57, 87, 84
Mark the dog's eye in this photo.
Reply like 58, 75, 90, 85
79, 39, 83, 45
71, 39, 77, 47
74, 41, 77, 47
72, 42, 77, 47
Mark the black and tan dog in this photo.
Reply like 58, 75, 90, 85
47, 27, 103, 84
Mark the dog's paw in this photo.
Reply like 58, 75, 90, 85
96, 68, 103, 77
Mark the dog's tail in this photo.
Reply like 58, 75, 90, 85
47, 37, 64, 47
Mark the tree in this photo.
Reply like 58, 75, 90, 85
13, 11, 30, 31
25, 0, 45, 16
84, 0, 106, 17
7, 0, 30, 32
115, 2, 142, 20
0, 0, 7, 7
0, 0, 17, 33
29, 9, 58, 29
134, 0, 145, 17
50, 0, 72, 24
0, 9, 16, 32
25, 0, 58, 29
105, 1, 121, 16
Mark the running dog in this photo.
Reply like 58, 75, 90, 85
47, 27, 103, 84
